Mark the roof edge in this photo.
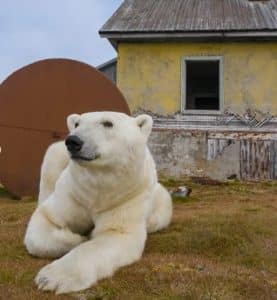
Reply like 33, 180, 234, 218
96, 57, 117, 70
100, 31, 277, 48
100, 30, 277, 39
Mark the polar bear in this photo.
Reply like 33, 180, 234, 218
24, 111, 172, 294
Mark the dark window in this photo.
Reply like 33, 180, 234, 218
186, 60, 220, 110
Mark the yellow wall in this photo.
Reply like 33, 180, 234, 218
117, 42, 277, 115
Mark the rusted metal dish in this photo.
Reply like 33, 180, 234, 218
0, 58, 130, 197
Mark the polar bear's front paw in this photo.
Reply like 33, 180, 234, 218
35, 261, 94, 294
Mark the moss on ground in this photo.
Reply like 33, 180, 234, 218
0, 185, 19, 199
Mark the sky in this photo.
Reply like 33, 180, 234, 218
0, 0, 123, 82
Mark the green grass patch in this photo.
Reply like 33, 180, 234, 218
147, 214, 275, 270
0, 269, 15, 284
172, 195, 200, 203
0, 185, 20, 200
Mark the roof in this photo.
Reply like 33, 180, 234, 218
96, 58, 117, 70
100, 0, 277, 43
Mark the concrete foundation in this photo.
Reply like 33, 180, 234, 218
149, 122, 277, 181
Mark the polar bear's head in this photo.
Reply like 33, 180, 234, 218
65, 112, 153, 167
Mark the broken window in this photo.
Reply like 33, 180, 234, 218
183, 58, 222, 112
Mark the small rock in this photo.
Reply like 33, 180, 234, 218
171, 186, 192, 198
195, 264, 205, 272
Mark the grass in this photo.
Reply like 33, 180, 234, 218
0, 185, 20, 200
0, 179, 276, 299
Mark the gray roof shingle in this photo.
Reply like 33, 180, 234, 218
100, 0, 277, 35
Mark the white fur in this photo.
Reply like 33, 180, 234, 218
24, 111, 172, 294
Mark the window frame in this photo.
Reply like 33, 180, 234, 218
181, 56, 224, 115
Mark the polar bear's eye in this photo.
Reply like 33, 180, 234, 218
102, 121, 113, 128
75, 122, 79, 128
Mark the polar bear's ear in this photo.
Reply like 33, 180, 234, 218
135, 114, 153, 137
67, 114, 81, 132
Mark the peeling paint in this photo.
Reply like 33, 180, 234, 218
206, 140, 240, 181
207, 139, 233, 160
118, 42, 277, 115
240, 140, 275, 181
117, 42, 277, 181
217, 109, 273, 128
149, 128, 277, 181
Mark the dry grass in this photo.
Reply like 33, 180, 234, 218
0, 180, 276, 300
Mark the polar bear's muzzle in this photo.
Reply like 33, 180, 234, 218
65, 135, 99, 162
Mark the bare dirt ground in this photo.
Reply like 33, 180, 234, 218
0, 179, 276, 300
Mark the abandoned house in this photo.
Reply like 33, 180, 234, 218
100, 0, 277, 181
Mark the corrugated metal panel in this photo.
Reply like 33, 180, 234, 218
100, 0, 277, 33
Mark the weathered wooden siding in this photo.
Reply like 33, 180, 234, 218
240, 140, 274, 180
207, 139, 233, 161
149, 126, 277, 181
271, 141, 277, 179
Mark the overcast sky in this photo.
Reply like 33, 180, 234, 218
0, 0, 123, 82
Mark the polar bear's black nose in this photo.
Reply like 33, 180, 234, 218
65, 135, 84, 153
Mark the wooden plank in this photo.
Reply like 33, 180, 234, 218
270, 140, 277, 180
240, 140, 272, 180
207, 138, 233, 160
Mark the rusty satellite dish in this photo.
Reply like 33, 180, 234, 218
0, 58, 130, 197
